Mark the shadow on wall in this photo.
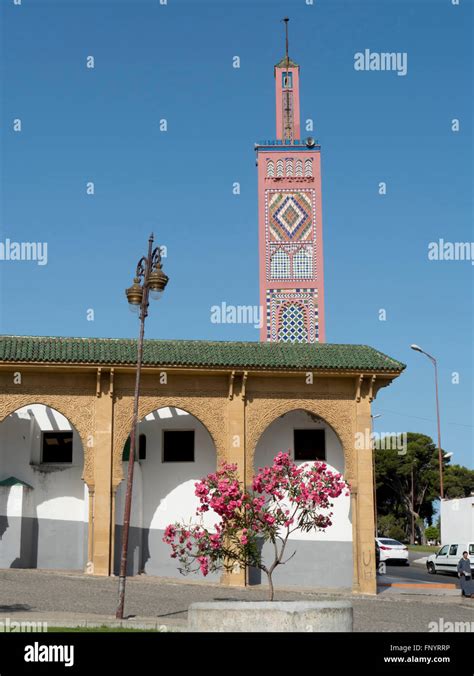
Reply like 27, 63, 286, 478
0, 486, 9, 540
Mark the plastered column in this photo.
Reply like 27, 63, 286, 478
220, 374, 247, 587
91, 371, 114, 576
352, 382, 376, 595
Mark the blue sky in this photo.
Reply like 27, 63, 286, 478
0, 0, 472, 469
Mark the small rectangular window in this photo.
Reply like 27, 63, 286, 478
449, 544, 458, 556
122, 434, 146, 461
282, 71, 293, 88
42, 431, 73, 463
294, 429, 325, 462
163, 430, 194, 463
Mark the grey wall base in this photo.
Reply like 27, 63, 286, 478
0, 515, 86, 570
114, 525, 220, 581
188, 600, 353, 632
112, 527, 352, 589
249, 539, 353, 589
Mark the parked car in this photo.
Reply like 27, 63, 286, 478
426, 542, 474, 575
375, 537, 409, 564
375, 541, 380, 569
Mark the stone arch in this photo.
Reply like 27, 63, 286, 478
245, 397, 355, 485
112, 394, 227, 487
0, 394, 95, 486
113, 403, 220, 578
247, 400, 355, 589
0, 403, 89, 570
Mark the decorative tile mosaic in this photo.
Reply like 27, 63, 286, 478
268, 191, 313, 242
269, 244, 314, 280
270, 249, 291, 278
277, 303, 307, 342
266, 289, 319, 343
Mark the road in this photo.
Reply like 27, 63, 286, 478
377, 550, 461, 587
0, 568, 471, 632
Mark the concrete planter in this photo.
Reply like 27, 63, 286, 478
188, 600, 353, 632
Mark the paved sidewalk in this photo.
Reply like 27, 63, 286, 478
0, 569, 472, 632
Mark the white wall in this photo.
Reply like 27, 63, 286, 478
115, 407, 218, 532
441, 496, 474, 544
254, 409, 352, 542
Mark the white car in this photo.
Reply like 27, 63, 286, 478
426, 542, 474, 575
376, 537, 409, 564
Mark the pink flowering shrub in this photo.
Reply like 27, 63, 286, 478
163, 452, 349, 600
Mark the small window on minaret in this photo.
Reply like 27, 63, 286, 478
282, 72, 293, 88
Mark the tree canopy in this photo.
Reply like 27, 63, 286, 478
374, 432, 474, 543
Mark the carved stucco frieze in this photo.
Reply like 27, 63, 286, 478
244, 396, 357, 484
0, 388, 96, 486
112, 392, 228, 487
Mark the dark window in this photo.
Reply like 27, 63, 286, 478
122, 434, 146, 461
294, 429, 325, 461
449, 544, 458, 556
163, 430, 194, 462
42, 431, 73, 463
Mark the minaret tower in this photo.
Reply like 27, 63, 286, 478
256, 18, 325, 343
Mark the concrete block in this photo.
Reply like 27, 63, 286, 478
188, 600, 353, 632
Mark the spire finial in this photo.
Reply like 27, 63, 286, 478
283, 17, 289, 65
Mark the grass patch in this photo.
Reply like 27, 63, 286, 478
407, 545, 439, 553
47, 626, 161, 633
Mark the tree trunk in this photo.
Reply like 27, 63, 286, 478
266, 570, 275, 601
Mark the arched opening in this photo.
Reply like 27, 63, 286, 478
0, 404, 88, 571
114, 406, 218, 579
251, 408, 352, 588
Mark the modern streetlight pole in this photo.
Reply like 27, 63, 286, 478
410, 344, 444, 499
116, 234, 168, 620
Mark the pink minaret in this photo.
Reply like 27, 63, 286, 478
256, 18, 325, 343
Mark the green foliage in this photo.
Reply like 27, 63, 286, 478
443, 464, 474, 499
377, 514, 406, 541
425, 525, 440, 541
374, 432, 450, 543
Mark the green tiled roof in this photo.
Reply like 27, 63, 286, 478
0, 336, 405, 373
0, 476, 33, 489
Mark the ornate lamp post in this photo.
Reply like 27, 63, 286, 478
116, 234, 168, 620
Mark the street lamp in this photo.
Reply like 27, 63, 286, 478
410, 344, 444, 499
116, 234, 168, 620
